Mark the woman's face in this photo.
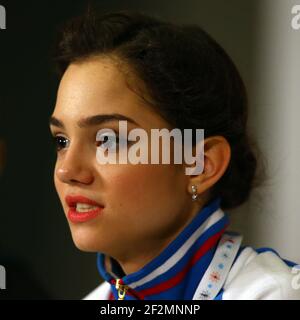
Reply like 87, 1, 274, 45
50, 57, 196, 263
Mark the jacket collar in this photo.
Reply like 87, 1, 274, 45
96, 197, 229, 300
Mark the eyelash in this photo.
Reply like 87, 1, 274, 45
52, 134, 125, 152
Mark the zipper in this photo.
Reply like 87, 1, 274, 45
115, 279, 129, 300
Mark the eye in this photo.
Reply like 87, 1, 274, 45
96, 133, 119, 150
53, 135, 70, 152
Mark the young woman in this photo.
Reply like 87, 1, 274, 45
49, 10, 300, 300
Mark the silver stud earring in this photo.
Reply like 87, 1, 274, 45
191, 185, 198, 201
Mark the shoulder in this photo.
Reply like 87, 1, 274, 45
222, 246, 300, 300
82, 281, 111, 300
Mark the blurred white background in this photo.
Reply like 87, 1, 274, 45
230, 0, 300, 263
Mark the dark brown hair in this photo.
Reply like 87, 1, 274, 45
52, 9, 263, 210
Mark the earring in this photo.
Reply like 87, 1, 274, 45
191, 185, 198, 201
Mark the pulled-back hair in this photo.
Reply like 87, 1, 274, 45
52, 9, 263, 210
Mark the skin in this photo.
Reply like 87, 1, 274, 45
50, 56, 231, 275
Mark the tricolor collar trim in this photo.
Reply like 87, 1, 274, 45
97, 197, 229, 299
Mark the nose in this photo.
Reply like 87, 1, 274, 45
56, 143, 94, 185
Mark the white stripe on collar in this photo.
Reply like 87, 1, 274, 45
129, 208, 225, 289
193, 232, 242, 300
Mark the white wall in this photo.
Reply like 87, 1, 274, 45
230, 0, 300, 263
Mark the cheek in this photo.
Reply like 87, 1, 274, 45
108, 166, 169, 203
102, 164, 185, 221
101, 164, 189, 242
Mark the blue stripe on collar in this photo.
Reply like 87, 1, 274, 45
96, 197, 229, 299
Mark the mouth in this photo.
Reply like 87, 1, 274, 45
65, 195, 104, 223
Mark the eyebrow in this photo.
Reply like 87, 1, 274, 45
49, 113, 139, 129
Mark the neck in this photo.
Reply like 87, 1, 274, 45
97, 197, 228, 300
108, 200, 207, 275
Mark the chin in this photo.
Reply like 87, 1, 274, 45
69, 227, 102, 252
73, 239, 99, 252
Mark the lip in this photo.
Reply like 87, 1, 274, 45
65, 195, 104, 223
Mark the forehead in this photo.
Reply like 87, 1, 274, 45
53, 57, 169, 130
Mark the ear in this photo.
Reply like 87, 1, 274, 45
187, 136, 231, 197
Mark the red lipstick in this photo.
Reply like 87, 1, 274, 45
65, 195, 104, 223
